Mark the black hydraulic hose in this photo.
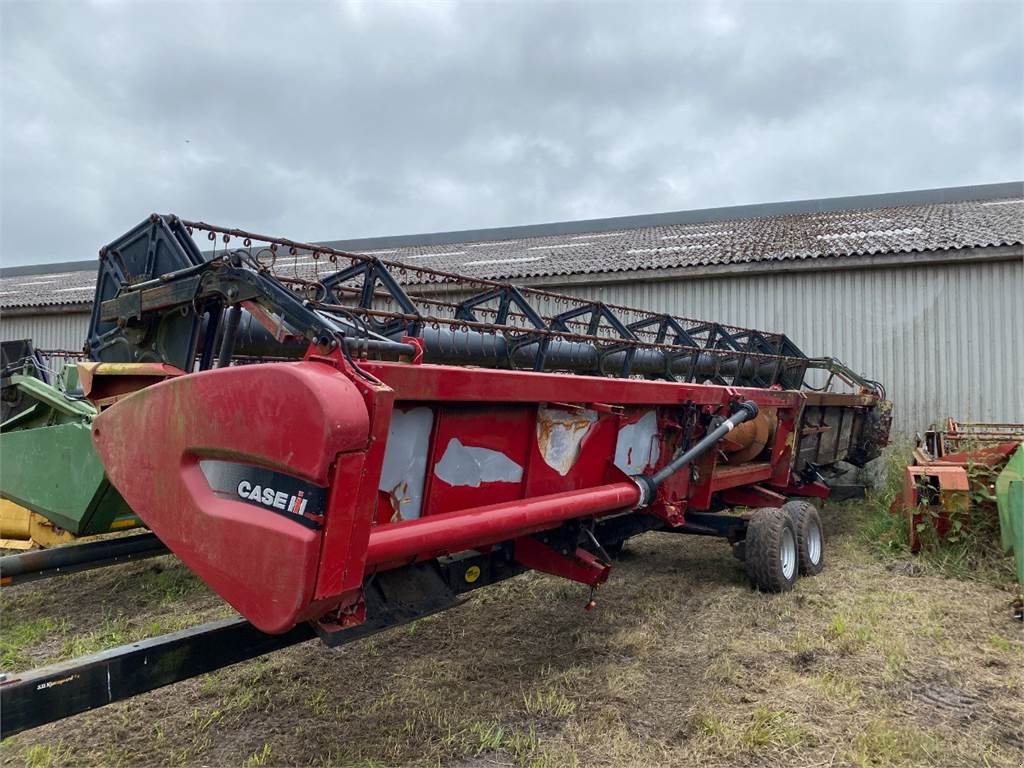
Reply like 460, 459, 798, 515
633, 400, 759, 507
216, 304, 243, 368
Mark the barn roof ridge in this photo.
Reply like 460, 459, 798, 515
2, 181, 1020, 309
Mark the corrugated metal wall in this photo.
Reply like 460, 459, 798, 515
562, 259, 1023, 434
0, 312, 90, 351
2, 259, 1020, 434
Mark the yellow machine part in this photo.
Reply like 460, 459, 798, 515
1, 498, 79, 549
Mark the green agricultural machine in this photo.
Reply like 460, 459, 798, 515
997, 444, 1024, 595
0, 341, 138, 549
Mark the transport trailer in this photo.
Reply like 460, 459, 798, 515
0, 215, 890, 735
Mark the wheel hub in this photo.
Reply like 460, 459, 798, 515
780, 526, 797, 580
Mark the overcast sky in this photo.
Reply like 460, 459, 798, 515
1, 0, 1021, 266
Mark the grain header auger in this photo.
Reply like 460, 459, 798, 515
0, 214, 890, 735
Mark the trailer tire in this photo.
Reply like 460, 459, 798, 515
744, 507, 798, 592
782, 500, 825, 576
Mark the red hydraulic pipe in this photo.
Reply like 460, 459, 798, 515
365, 481, 641, 567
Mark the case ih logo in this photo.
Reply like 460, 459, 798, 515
236, 480, 308, 516
199, 459, 327, 530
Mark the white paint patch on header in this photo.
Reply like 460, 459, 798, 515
614, 410, 661, 475
435, 439, 523, 488
537, 406, 598, 476
378, 407, 434, 520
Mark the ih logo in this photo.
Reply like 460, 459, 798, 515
236, 480, 308, 516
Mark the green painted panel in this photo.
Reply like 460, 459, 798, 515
0, 421, 132, 535
996, 444, 1024, 587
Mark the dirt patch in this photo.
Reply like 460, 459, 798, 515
2, 501, 1022, 767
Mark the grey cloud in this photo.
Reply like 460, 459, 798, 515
1, 0, 1021, 266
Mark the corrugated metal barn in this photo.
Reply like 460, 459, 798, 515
2, 182, 1021, 434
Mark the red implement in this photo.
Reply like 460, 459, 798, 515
94, 352, 808, 633
93, 359, 374, 633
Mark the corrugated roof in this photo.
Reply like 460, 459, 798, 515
0, 270, 98, 309
2, 192, 1021, 310
329, 196, 1023, 282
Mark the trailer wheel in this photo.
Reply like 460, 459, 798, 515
744, 507, 798, 592
782, 500, 825, 576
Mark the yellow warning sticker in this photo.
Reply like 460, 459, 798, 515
464, 565, 481, 583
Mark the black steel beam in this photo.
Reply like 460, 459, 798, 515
0, 553, 516, 736
0, 617, 318, 738
0, 533, 169, 587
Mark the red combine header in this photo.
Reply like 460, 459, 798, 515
0, 214, 890, 734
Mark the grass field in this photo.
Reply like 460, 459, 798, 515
1, 497, 1021, 767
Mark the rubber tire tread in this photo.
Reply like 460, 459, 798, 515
782, 500, 825, 576
745, 507, 798, 593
